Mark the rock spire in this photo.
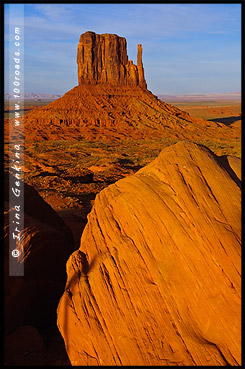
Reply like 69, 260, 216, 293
77, 31, 147, 88
137, 44, 147, 89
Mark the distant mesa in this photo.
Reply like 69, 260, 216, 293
77, 31, 147, 88
4, 93, 62, 101
160, 92, 241, 102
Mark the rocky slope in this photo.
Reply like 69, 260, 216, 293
23, 83, 233, 143
57, 141, 241, 366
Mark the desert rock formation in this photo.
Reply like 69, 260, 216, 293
22, 31, 236, 144
4, 173, 74, 334
77, 31, 147, 88
23, 83, 233, 143
57, 141, 241, 366
137, 44, 147, 89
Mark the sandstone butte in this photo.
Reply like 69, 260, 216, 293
57, 141, 241, 366
22, 31, 235, 143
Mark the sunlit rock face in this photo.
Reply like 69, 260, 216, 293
57, 141, 241, 366
77, 31, 147, 88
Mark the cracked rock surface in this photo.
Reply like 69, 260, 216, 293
57, 141, 241, 366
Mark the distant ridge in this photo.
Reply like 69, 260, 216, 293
158, 92, 241, 102
4, 93, 62, 101
5, 91, 240, 102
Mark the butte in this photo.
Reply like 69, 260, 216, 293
23, 31, 232, 143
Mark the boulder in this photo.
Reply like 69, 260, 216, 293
4, 173, 74, 334
57, 141, 241, 366
5, 325, 45, 353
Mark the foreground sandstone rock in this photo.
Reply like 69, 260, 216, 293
57, 141, 241, 366
4, 173, 74, 334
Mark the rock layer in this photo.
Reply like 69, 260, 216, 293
57, 141, 241, 366
77, 31, 147, 88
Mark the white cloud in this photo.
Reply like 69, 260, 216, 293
34, 4, 73, 21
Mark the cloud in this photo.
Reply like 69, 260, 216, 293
33, 4, 74, 21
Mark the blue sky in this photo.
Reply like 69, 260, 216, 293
5, 3, 241, 95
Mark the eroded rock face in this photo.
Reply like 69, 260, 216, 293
4, 173, 74, 334
77, 31, 147, 88
57, 141, 241, 366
